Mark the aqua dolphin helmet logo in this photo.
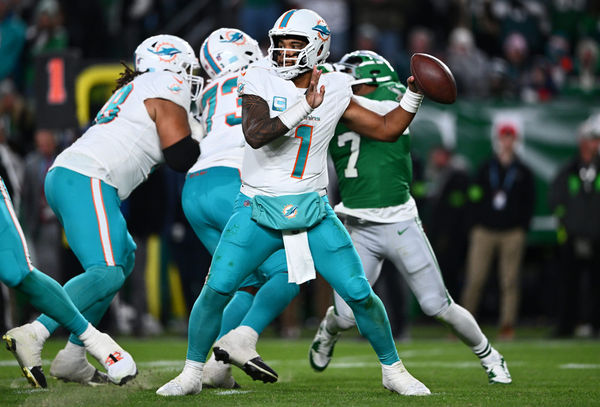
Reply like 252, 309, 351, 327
148, 42, 182, 62
312, 20, 330, 41
221, 31, 247, 45
282, 204, 298, 219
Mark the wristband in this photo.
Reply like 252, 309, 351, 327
278, 96, 314, 129
399, 88, 424, 114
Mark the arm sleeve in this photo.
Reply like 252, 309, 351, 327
162, 135, 200, 173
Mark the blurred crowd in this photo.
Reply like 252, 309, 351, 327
1, 0, 600, 339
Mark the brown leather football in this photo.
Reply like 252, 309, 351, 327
410, 53, 457, 104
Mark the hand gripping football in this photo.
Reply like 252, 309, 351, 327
410, 53, 457, 104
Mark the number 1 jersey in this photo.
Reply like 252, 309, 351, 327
238, 63, 353, 196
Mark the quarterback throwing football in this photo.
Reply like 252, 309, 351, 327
158, 9, 429, 397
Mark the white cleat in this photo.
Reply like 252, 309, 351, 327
309, 306, 341, 372
157, 371, 202, 396
82, 330, 137, 385
213, 326, 278, 383
2, 324, 47, 388
202, 353, 240, 389
481, 349, 512, 384
50, 348, 109, 386
382, 360, 431, 396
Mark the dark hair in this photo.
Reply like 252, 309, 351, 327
114, 61, 144, 92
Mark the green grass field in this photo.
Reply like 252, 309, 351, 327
1, 326, 599, 406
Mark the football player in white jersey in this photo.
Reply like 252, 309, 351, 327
308, 50, 511, 385
158, 9, 430, 397
1, 176, 137, 388
179, 28, 298, 389
7, 34, 201, 386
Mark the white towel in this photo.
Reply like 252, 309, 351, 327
282, 229, 316, 284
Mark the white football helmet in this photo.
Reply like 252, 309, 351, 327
268, 9, 331, 79
134, 34, 203, 101
200, 28, 263, 79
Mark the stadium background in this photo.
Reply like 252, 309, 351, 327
0, 0, 599, 339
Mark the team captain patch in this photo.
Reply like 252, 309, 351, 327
272, 96, 287, 112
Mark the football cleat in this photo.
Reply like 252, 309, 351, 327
3, 324, 47, 388
82, 330, 137, 385
157, 371, 202, 396
50, 348, 109, 386
213, 327, 278, 383
382, 360, 431, 396
202, 353, 240, 389
481, 349, 512, 384
309, 306, 341, 372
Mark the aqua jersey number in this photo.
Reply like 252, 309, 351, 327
95, 83, 134, 125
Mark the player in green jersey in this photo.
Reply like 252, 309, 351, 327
309, 50, 512, 385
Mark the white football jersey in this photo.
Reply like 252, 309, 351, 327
51, 71, 191, 200
188, 71, 245, 173
238, 64, 353, 195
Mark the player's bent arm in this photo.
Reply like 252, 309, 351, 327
340, 97, 415, 143
241, 94, 289, 149
145, 97, 199, 172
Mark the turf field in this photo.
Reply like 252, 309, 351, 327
1, 327, 599, 406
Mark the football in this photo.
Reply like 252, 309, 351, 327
410, 53, 457, 104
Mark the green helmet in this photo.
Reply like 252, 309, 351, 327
335, 50, 399, 85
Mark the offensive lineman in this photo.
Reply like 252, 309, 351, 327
1, 176, 137, 388
177, 28, 299, 390
308, 50, 512, 385
158, 9, 430, 397
7, 34, 201, 385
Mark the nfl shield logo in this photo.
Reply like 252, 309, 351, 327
272, 96, 287, 112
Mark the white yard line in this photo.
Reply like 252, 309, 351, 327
560, 364, 600, 369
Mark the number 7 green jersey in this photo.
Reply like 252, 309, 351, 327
329, 81, 413, 209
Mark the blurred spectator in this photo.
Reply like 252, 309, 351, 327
0, 0, 26, 81
521, 56, 558, 103
461, 121, 535, 341
290, 0, 350, 60
549, 115, 600, 338
352, 0, 410, 71
60, 0, 109, 58
469, 0, 502, 57
488, 57, 515, 100
0, 78, 33, 155
21, 128, 61, 281
503, 31, 532, 100
355, 23, 378, 52
423, 145, 470, 298
546, 34, 573, 90
549, 0, 592, 47
397, 26, 435, 80
445, 26, 491, 99
0, 115, 23, 210
23, 0, 68, 96
237, 0, 282, 49
565, 38, 600, 96
489, 0, 550, 56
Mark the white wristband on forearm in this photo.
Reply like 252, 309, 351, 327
399, 88, 424, 114
278, 96, 314, 129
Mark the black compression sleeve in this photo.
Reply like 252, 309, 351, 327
162, 135, 200, 173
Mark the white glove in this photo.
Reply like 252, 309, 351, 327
189, 113, 206, 143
